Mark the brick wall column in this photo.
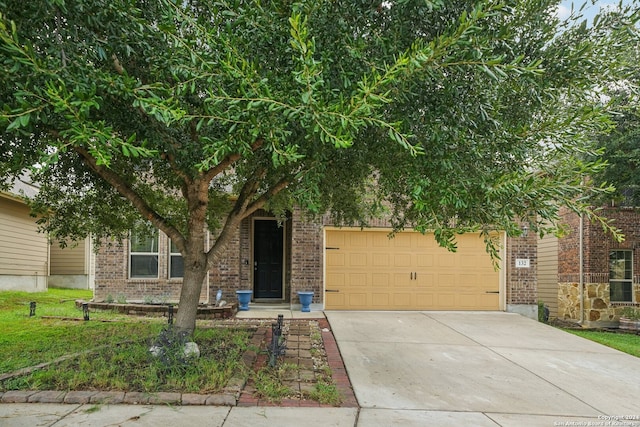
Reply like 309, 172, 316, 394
290, 209, 324, 304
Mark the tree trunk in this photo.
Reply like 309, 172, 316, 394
174, 243, 209, 336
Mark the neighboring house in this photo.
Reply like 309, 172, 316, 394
539, 206, 640, 327
0, 178, 48, 292
94, 208, 539, 317
49, 237, 96, 290
0, 176, 94, 292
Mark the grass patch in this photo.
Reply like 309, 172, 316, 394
252, 364, 296, 403
0, 289, 154, 374
564, 329, 640, 358
1, 290, 342, 405
0, 289, 251, 394
1, 327, 251, 393
308, 381, 342, 406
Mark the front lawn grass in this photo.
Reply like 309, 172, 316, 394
2, 327, 251, 393
0, 288, 154, 374
0, 289, 251, 394
564, 329, 640, 358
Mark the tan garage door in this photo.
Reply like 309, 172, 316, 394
325, 229, 501, 310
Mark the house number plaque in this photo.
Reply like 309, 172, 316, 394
515, 258, 530, 268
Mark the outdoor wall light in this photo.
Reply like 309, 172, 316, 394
82, 303, 89, 321
521, 224, 529, 238
29, 301, 36, 317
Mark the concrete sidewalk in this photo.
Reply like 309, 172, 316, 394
0, 404, 358, 426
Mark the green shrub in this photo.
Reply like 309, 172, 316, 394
619, 306, 640, 320
538, 300, 549, 323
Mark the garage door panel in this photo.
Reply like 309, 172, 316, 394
348, 233, 368, 246
326, 292, 344, 307
437, 273, 456, 286
325, 230, 501, 311
437, 255, 455, 267
372, 273, 390, 287
327, 252, 345, 266
416, 273, 434, 287
416, 293, 435, 306
416, 254, 434, 267
392, 272, 412, 287
347, 273, 367, 287
458, 294, 480, 308
392, 234, 412, 247
326, 272, 344, 286
393, 253, 412, 267
372, 233, 391, 247
349, 253, 367, 266
459, 274, 480, 287
478, 294, 499, 309
437, 294, 456, 308
347, 293, 367, 308
372, 253, 390, 266
393, 293, 411, 307
372, 293, 390, 306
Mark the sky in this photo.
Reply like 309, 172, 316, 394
555, 0, 634, 22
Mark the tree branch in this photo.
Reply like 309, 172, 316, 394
202, 138, 264, 183
204, 169, 266, 268
244, 178, 290, 218
73, 146, 185, 247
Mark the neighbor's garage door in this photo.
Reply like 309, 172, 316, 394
324, 229, 501, 310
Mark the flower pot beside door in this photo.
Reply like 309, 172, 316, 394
236, 290, 253, 311
297, 291, 314, 312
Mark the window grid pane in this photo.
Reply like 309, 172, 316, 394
170, 255, 184, 278
130, 229, 159, 279
609, 250, 633, 302
169, 239, 183, 278
130, 255, 159, 278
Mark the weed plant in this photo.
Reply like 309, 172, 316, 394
252, 364, 296, 402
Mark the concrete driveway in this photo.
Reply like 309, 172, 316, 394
326, 311, 640, 427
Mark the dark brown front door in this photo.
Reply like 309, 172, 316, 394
253, 219, 283, 299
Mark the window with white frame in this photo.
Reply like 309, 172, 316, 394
169, 240, 184, 278
609, 250, 633, 302
129, 229, 159, 278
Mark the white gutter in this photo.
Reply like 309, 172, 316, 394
579, 212, 584, 325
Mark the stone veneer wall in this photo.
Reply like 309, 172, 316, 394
557, 207, 640, 325
559, 275, 640, 323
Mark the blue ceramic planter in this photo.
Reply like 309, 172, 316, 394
236, 290, 252, 311
297, 291, 314, 312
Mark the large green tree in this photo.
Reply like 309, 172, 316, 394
1, 0, 637, 334
592, 44, 640, 206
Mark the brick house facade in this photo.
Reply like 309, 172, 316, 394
94, 208, 538, 316
556, 206, 640, 326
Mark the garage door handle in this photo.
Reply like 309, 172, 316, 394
325, 289, 340, 293
485, 291, 499, 294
